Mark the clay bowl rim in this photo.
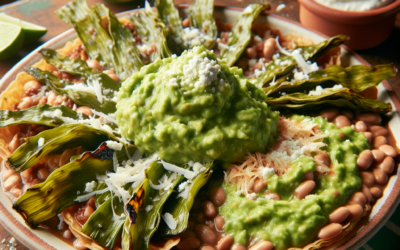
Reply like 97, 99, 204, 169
298, 0, 400, 24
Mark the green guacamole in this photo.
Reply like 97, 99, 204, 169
220, 115, 370, 249
116, 46, 278, 164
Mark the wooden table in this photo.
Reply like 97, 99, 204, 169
0, 0, 399, 249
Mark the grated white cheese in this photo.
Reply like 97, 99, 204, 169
37, 137, 45, 147
146, 205, 153, 212
162, 213, 177, 230
308, 84, 344, 96
53, 109, 63, 118
160, 160, 196, 180
85, 181, 96, 193
106, 140, 123, 151
276, 3, 286, 12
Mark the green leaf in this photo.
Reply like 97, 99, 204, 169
26, 67, 117, 114
123, 161, 183, 250
219, 4, 267, 67
40, 49, 121, 90
0, 104, 87, 128
56, 0, 143, 81
189, 0, 217, 49
265, 64, 396, 97
154, 162, 214, 238
155, 0, 186, 55
81, 196, 125, 249
13, 144, 116, 229
253, 35, 349, 87
8, 124, 114, 171
266, 88, 392, 113
130, 8, 171, 64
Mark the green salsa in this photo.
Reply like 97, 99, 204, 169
116, 46, 279, 165
220, 115, 369, 249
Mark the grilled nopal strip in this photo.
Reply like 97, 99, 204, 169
7, 124, 117, 172
266, 89, 392, 113
122, 161, 183, 250
154, 162, 214, 239
56, 0, 143, 81
0, 104, 87, 128
130, 8, 171, 64
40, 49, 121, 90
12, 144, 129, 229
264, 64, 396, 97
26, 67, 117, 114
219, 4, 267, 67
81, 195, 125, 249
189, 0, 218, 49
253, 35, 349, 87
155, 0, 186, 55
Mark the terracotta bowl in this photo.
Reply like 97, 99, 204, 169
298, 0, 400, 50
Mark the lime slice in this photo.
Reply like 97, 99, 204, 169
0, 21, 24, 60
0, 13, 46, 45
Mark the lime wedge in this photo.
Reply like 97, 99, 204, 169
0, 13, 46, 45
0, 21, 24, 60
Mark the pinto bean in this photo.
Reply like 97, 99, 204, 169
362, 184, 372, 203
373, 168, 388, 185
314, 152, 330, 167
354, 121, 367, 132
329, 207, 350, 224
73, 238, 88, 250
24, 80, 41, 91
47, 91, 57, 106
265, 191, 281, 200
3, 174, 22, 191
217, 236, 234, 250
210, 187, 226, 207
364, 132, 373, 145
348, 192, 367, 207
318, 223, 343, 240
360, 171, 375, 187
10, 187, 22, 198
356, 113, 381, 125
370, 187, 382, 199
63, 229, 73, 239
342, 110, 354, 120
215, 215, 225, 231
253, 179, 266, 193
182, 18, 190, 27
21, 168, 33, 183
203, 201, 217, 219
379, 145, 398, 158
76, 106, 93, 117
18, 97, 34, 110
60, 148, 77, 167
201, 246, 216, 250
346, 204, 363, 221
37, 168, 50, 180
263, 38, 276, 59
103, 69, 120, 82
379, 156, 395, 174
357, 150, 373, 170
8, 134, 21, 153
83, 205, 95, 218
86, 59, 104, 71
231, 244, 248, 250
195, 224, 216, 245
373, 136, 388, 148
246, 47, 257, 59
249, 241, 274, 250
371, 149, 386, 162
197, 213, 205, 224
319, 108, 339, 122
369, 125, 388, 137
334, 115, 351, 128
45, 154, 62, 171
2, 169, 17, 181
294, 180, 315, 199
176, 238, 201, 250
304, 171, 314, 180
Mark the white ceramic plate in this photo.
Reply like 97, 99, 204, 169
0, 7, 399, 250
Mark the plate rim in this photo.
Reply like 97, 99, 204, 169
0, 7, 399, 250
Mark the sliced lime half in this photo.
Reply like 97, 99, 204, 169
0, 21, 24, 60
0, 13, 46, 44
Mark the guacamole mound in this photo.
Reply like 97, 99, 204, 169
116, 46, 278, 164
220, 116, 369, 249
